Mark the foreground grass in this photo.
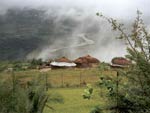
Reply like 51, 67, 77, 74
44, 87, 107, 113
0, 68, 117, 113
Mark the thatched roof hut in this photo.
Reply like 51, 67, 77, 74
111, 57, 131, 68
55, 57, 72, 63
74, 55, 100, 68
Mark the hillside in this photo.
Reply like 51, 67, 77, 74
0, 8, 78, 60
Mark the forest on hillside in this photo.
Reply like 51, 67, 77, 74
0, 8, 78, 60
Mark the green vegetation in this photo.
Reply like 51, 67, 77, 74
82, 84, 93, 99
96, 10, 150, 113
0, 66, 115, 113
0, 76, 47, 113
44, 88, 104, 113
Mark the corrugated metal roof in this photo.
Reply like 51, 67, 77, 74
50, 61, 76, 67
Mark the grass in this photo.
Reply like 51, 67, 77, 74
44, 87, 107, 113
0, 67, 117, 113
0, 68, 116, 88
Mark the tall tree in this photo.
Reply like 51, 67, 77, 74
97, 10, 150, 113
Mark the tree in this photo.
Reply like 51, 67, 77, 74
0, 74, 63, 113
0, 76, 48, 113
97, 10, 150, 113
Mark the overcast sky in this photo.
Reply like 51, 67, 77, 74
0, 0, 150, 18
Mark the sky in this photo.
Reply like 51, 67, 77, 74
0, 0, 150, 62
0, 0, 149, 16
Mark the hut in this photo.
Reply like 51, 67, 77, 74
74, 55, 100, 68
50, 57, 76, 69
111, 57, 131, 68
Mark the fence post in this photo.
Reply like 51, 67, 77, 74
61, 73, 64, 87
116, 71, 119, 113
45, 73, 48, 91
11, 70, 15, 92
80, 71, 82, 87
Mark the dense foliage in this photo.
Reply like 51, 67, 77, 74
0, 73, 63, 113
97, 10, 150, 113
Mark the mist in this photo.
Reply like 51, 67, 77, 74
0, 0, 150, 62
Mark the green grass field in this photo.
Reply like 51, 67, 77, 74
0, 68, 117, 113
44, 87, 107, 113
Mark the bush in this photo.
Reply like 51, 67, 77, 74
90, 106, 103, 113
0, 75, 48, 113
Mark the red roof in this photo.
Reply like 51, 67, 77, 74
111, 57, 131, 65
74, 55, 100, 64
55, 57, 72, 63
